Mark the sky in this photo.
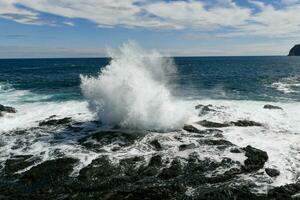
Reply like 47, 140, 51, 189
0, 0, 300, 58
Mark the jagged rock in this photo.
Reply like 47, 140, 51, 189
197, 120, 230, 128
149, 139, 162, 151
288, 44, 300, 56
179, 143, 196, 151
39, 117, 72, 126
148, 155, 162, 167
230, 147, 243, 153
0, 129, 297, 200
79, 156, 119, 182
21, 158, 77, 182
183, 124, 223, 137
195, 104, 216, 115
159, 159, 182, 180
230, 120, 262, 127
263, 104, 283, 110
138, 155, 162, 177
242, 145, 268, 172
78, 131, 141, 152
265, 168, 280, 177
198, 139, 233, 146
183, 124, 203, 133
197, 119, 263, 128
192, 184, 267, 200
3, 155, 40, 177
268, 181, 300, 199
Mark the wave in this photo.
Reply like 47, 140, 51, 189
80, 42, 193, 130
0, 83, 94, 132
271, 75, 300, 94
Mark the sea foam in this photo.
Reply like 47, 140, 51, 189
80, 42, 192, 130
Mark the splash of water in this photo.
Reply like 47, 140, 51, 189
80, 42, 191, 130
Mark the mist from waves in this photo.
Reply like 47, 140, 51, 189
80, 42, 193, 130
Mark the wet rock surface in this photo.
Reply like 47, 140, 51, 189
0, 104, 17, 116
195, 104, 216, 116
0, 119, 299, 200
39, 117, 72, 126
242, 145, 268, 172
263, 104, 283, 110
230, 120, 263, 127
197, 120, 262, 128
265, 168, 280, 177
78, 131, 141, 152
3, 155, 41, 177
197, 120, 230, 128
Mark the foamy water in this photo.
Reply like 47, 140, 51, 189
271, 75, 300, 94
1, 44, 300, 193
80, 42, 193, 130
193, 100, 300, 187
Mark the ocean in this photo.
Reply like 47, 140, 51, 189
1, 44, 300, 197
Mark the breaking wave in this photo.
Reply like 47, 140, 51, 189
80, 42, 192, 130
271, 75, 300, 94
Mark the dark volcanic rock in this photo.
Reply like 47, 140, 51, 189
179, 143, 196, 151
183, 124, 203, 133
0, 130, 297, 200
192, 184, 267, 200
242, 145, 268, 172
149, 139, 162, 151
195, 104, 216, 116
3, 155, 40, 177
39, 117, 72, 126
78, 131, 141, 152
0, 104, 17, 116
230, 120, 263, 127
265, 168, 280, 177
263, 104, 283, 110
0, 157, 79, 199
268, 181, 300, 199
197, 120, 230, 128
21, 158, 77, 186
158, 159, 182, 180
148, 155, 162, 167
198, 139, 233, 146
183, 125, 224, 137
79, 156, 120, 183
288, 44, 300, 56
230, 147, 243, 153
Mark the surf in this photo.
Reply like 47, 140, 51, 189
80, 42, 193, 130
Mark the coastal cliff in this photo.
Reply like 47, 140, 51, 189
288, 44, 300, 56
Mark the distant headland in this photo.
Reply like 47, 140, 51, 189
288, 44, 300, 56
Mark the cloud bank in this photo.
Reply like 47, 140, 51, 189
1, 0, 300, 38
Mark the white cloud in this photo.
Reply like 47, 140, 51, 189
0, 0, 40, 24
144, 1, 251, 29
1, 0, 300, 39
281, 0, 300, 5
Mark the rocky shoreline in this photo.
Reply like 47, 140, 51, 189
0, 104, 299, 199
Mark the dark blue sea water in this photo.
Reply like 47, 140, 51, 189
1, 56, 300, 103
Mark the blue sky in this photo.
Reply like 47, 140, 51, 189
0, 0, 300, 58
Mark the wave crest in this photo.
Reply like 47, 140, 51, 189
80, 42, 191, 130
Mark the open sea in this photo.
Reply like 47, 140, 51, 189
1, 50, 300, 195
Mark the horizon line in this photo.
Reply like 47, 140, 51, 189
0, 55, 288, 60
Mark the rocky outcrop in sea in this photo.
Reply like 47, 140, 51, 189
0, 104, 16, 117
288, 44, 300, 56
